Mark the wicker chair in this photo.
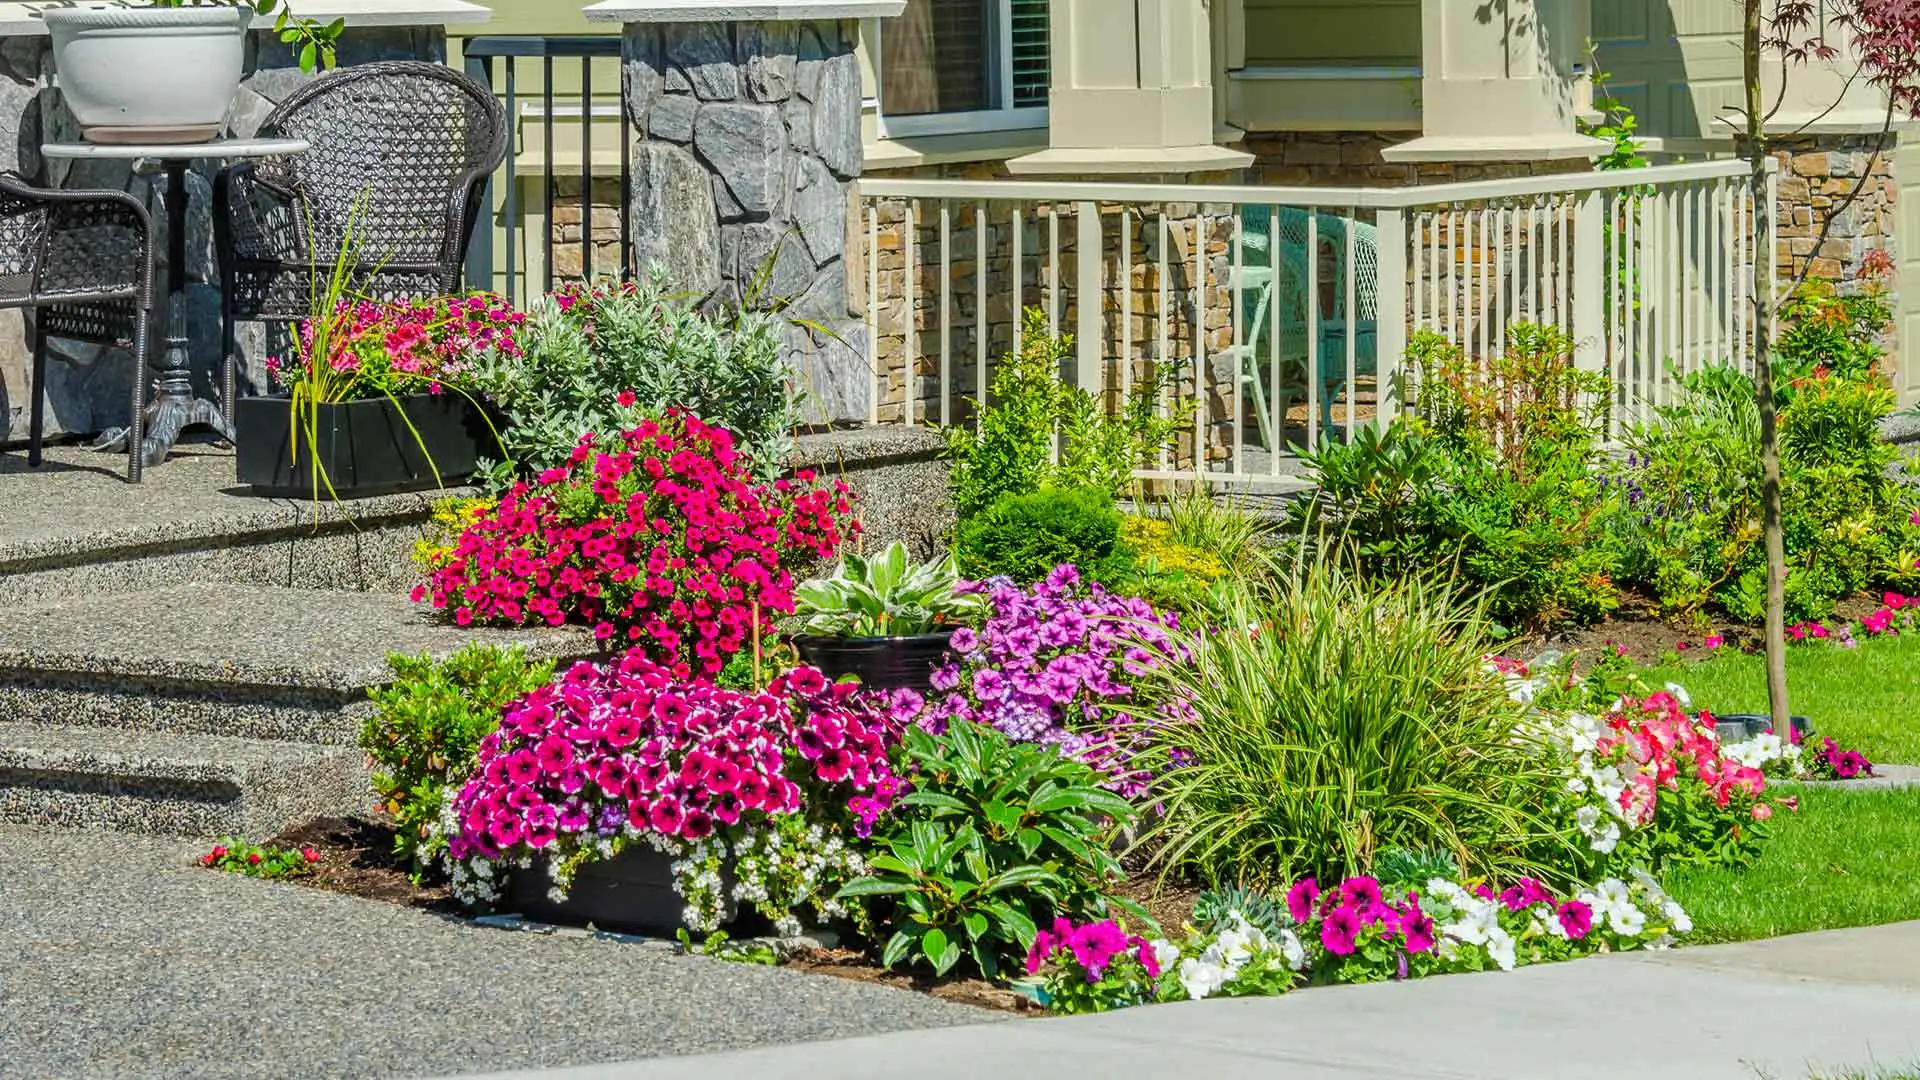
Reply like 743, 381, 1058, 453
212, 61, 509, 405
0, 172, 155, 481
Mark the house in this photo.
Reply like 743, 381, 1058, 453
461, 0, 1916, 420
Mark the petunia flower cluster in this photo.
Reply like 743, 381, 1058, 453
270, 293, 524, 399
444, 652, 906, 931
416, 412, 857, 679
1809, 735, 1875, 780
920, 565, 1189, 796
1789, 591, 1920, 648
1029, 871, 1689, 1013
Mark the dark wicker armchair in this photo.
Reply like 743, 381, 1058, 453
0, 172, 155, 481
212, 60, 509, 397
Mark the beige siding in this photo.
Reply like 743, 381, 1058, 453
455, 0, 606, 37
1897, 132, 1920, 407
1591, 0, 1744, 144
1243, 0, 1419, 68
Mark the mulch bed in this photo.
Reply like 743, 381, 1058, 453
236, 815, 1047, 1014
1515, 591, 1889, 667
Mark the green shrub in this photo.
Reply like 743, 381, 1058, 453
955, 487, 1125, 584
945, 308, 1175, 517
837, 720, 1141, 978
362, 644, 556, 877
1774, 279, 1890, 389
1618, 362, 1920, 622
1293, 326, 1622, 630
470, 273, 799, 485
1135, 549, 1574, 890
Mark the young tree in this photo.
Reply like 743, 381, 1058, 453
1735, 0, 1920, 733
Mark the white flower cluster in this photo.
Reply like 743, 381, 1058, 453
1422, 878, 1520, 971
1173, 912, 1306, 1001
729, 820, 867, 937
1577, 869, 1691, 947
1721, 731, 1806, 777
1537, 710, 1634, 855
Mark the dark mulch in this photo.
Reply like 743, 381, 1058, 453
1514, 590, 1890, 668
264, 816, 462, 915
232, 815, 1053, 1014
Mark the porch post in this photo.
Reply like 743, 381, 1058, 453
585, 0, 905, 426
1007, 0, 1251, 175
1381, 0, 1607, 164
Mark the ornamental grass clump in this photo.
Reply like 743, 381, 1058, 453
921, 564, 1190, 797
446, 654, 906, 934
415, 412, 858, 680
1135, 549, 1572, 889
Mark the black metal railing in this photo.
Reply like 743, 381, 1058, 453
461, 36, 633, 307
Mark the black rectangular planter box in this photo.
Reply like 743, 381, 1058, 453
235, 393, 492, 499
505, 845, 739, 936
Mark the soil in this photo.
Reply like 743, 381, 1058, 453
263, 816, 462, 915
227, 815, 1054, 1014
1512, 590, 1890, 668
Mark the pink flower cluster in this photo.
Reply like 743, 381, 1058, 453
447, 653, 906, 865
920, 565, 1188, 797
272, 293, 523, 399
1812, 736, 1875, 781
416, 413, 858, 680
1790, 592, 1918, 647
1286, 876, 1442, 957
1601, 693, 1773, 821
1025, 917, 1162, 981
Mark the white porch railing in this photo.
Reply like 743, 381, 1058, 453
855, 158, 1776, 484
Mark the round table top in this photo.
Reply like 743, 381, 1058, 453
40, 137, 310, 160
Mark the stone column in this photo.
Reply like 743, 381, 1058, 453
1007, 0, 1250, 175
594, 0, 904, 426
1382, 0, 1606, 163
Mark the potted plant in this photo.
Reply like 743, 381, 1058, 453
233, 251, 522, 498
790, 542, 987, 691
41, 0, 342, 145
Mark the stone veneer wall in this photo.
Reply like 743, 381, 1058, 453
623, 19, 868, 424
1768, 134, 1897, 290
0, 28, 446, 450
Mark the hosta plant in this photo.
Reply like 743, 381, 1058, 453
836, 719, 1141, 979
794, 542, 987, 638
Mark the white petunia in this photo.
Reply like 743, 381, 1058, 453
1151, 939, 1184, 975
1607, 903, 1647, 937
1664, 682, 1693, 709
1177, 956, 1230, 1001
1276, 927, 1308, 971
1486, 928, 1518, 972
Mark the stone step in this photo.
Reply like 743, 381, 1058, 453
0, 721, 371, 839
0, 443, 471, 603
0, 583, 594, 746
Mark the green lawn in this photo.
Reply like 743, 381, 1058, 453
1664, 784, 1920, 944
1642, 635, 1920, 765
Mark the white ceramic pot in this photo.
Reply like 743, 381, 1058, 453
42, 5, 253, 144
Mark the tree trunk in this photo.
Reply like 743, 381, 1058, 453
1744, 0, 1792, 734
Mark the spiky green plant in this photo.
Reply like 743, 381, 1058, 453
1133, 546, 1576, 890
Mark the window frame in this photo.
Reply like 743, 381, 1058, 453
865, 1, 1050, 139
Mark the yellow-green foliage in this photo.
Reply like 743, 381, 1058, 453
414, 497, 496, 572
1121, 517, 1229, 583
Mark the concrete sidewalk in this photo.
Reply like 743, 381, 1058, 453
450, 923, 1920, 1080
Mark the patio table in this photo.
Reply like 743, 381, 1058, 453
41, 138, 310, 467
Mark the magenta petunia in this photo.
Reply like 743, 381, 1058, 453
1320, 905, 1362, 956
1557, 900, 1594, 940
1286, 877, 1320, 924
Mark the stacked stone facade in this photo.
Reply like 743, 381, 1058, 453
1769, 134, 1898, 291
549, 175, 627, 281
622, 19, 868, 424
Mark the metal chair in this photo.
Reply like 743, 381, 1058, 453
1224, 206, 1380, 448
212, 60, 509, 410
0, 172, 155, 481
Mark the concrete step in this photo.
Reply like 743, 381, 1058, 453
0, 721, 370, 839
0, 583, 594, 746
0, 443, 471, 603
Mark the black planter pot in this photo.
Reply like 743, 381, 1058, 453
505, 845, 739, 935
234, 393, 493, 499
1714, 714, 1813, 744
791, 629, 958, 692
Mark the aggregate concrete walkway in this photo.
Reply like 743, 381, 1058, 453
455, 924, 1920, 1080
0, 826, 988, 1080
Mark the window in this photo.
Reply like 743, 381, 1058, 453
874, 0, 1050, 136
